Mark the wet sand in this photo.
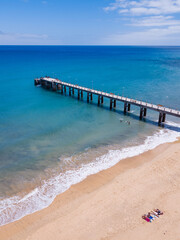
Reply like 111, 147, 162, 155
0, 140, 180, 240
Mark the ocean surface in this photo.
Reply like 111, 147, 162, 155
0, 46, 180, 226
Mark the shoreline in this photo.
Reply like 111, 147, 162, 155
1, 123, 179, 227
1, 139, 180, 240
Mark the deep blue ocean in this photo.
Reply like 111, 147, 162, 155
0, 46, 180, 225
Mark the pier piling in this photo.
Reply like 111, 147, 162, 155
158, 112, 163, 125
140, 107, 143, 120
87, 92, 89, 103
140, 107, 147, 120
78, 90, 80, 100
57, 84, 61, 90
101, 96, 104, 104
162, 113, 166, 122
61, 85, 63, 94
128, 103, 131, 111
90, 93, 93, 101
98, 96, 100, 106
110, 99, 113, 109
52, 83, 57, 91
124, 102, 127, 113
144, 108, 147, 117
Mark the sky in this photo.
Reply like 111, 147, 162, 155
0, 0, 180, 45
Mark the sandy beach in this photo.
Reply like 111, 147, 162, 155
0, 139, 180, 240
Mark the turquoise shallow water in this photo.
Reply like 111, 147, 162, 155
0, 46, 180, 225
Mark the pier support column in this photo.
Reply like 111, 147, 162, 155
87, 92, 89, 103
34, 80, 37, 86
61, 85, 63, 94
101, 96, 104, 104
144, 108, 147, 117
46, 82, 51, 89
57, 84, 61, 90
34, 79, 40, 86
64, 86, 66, 93
140, 107, 147, 120
42, 81, 47, 88
162, 113, 166, 122
110, 99, 113, 110
52, 83, 57, 91
41, 80, 46, 87
90, 93, 93, 101
98, 96, 100, 106
72, 88, 74, 95
78, 90, 80, 100
158, 112, 163, 125
69, 87, 71, 96
81, 90, 83, 99
114, 100, 116, 108
124, 102, 131, 113
140, 107, 143, 120
124, 102, 127, 113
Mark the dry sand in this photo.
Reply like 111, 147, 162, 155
0, 140, 180, 240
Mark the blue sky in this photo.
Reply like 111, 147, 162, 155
0, 0, 180, 45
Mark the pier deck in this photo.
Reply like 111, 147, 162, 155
34, 77, 180, 124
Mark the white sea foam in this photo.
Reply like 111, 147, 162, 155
0, 121, 180, 226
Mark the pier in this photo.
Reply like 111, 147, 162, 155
34, 77, 180, 125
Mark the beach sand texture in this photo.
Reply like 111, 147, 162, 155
0, 140, 180, 240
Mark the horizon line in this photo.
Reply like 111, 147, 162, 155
0, 44, 180, 47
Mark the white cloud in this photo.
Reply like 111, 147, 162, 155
103, 0, 180, 45
104, 0, 180, 15
131, 15, 180, 27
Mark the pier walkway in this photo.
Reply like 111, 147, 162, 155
34, 77, 180, 125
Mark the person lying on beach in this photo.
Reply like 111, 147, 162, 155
154, 209, 163, 215
147, 212, 154, 221
150, 211, 159, 218
142, 214, 151, 222
151, 210, 159, 216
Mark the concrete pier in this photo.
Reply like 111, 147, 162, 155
34, 77, 180, 125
